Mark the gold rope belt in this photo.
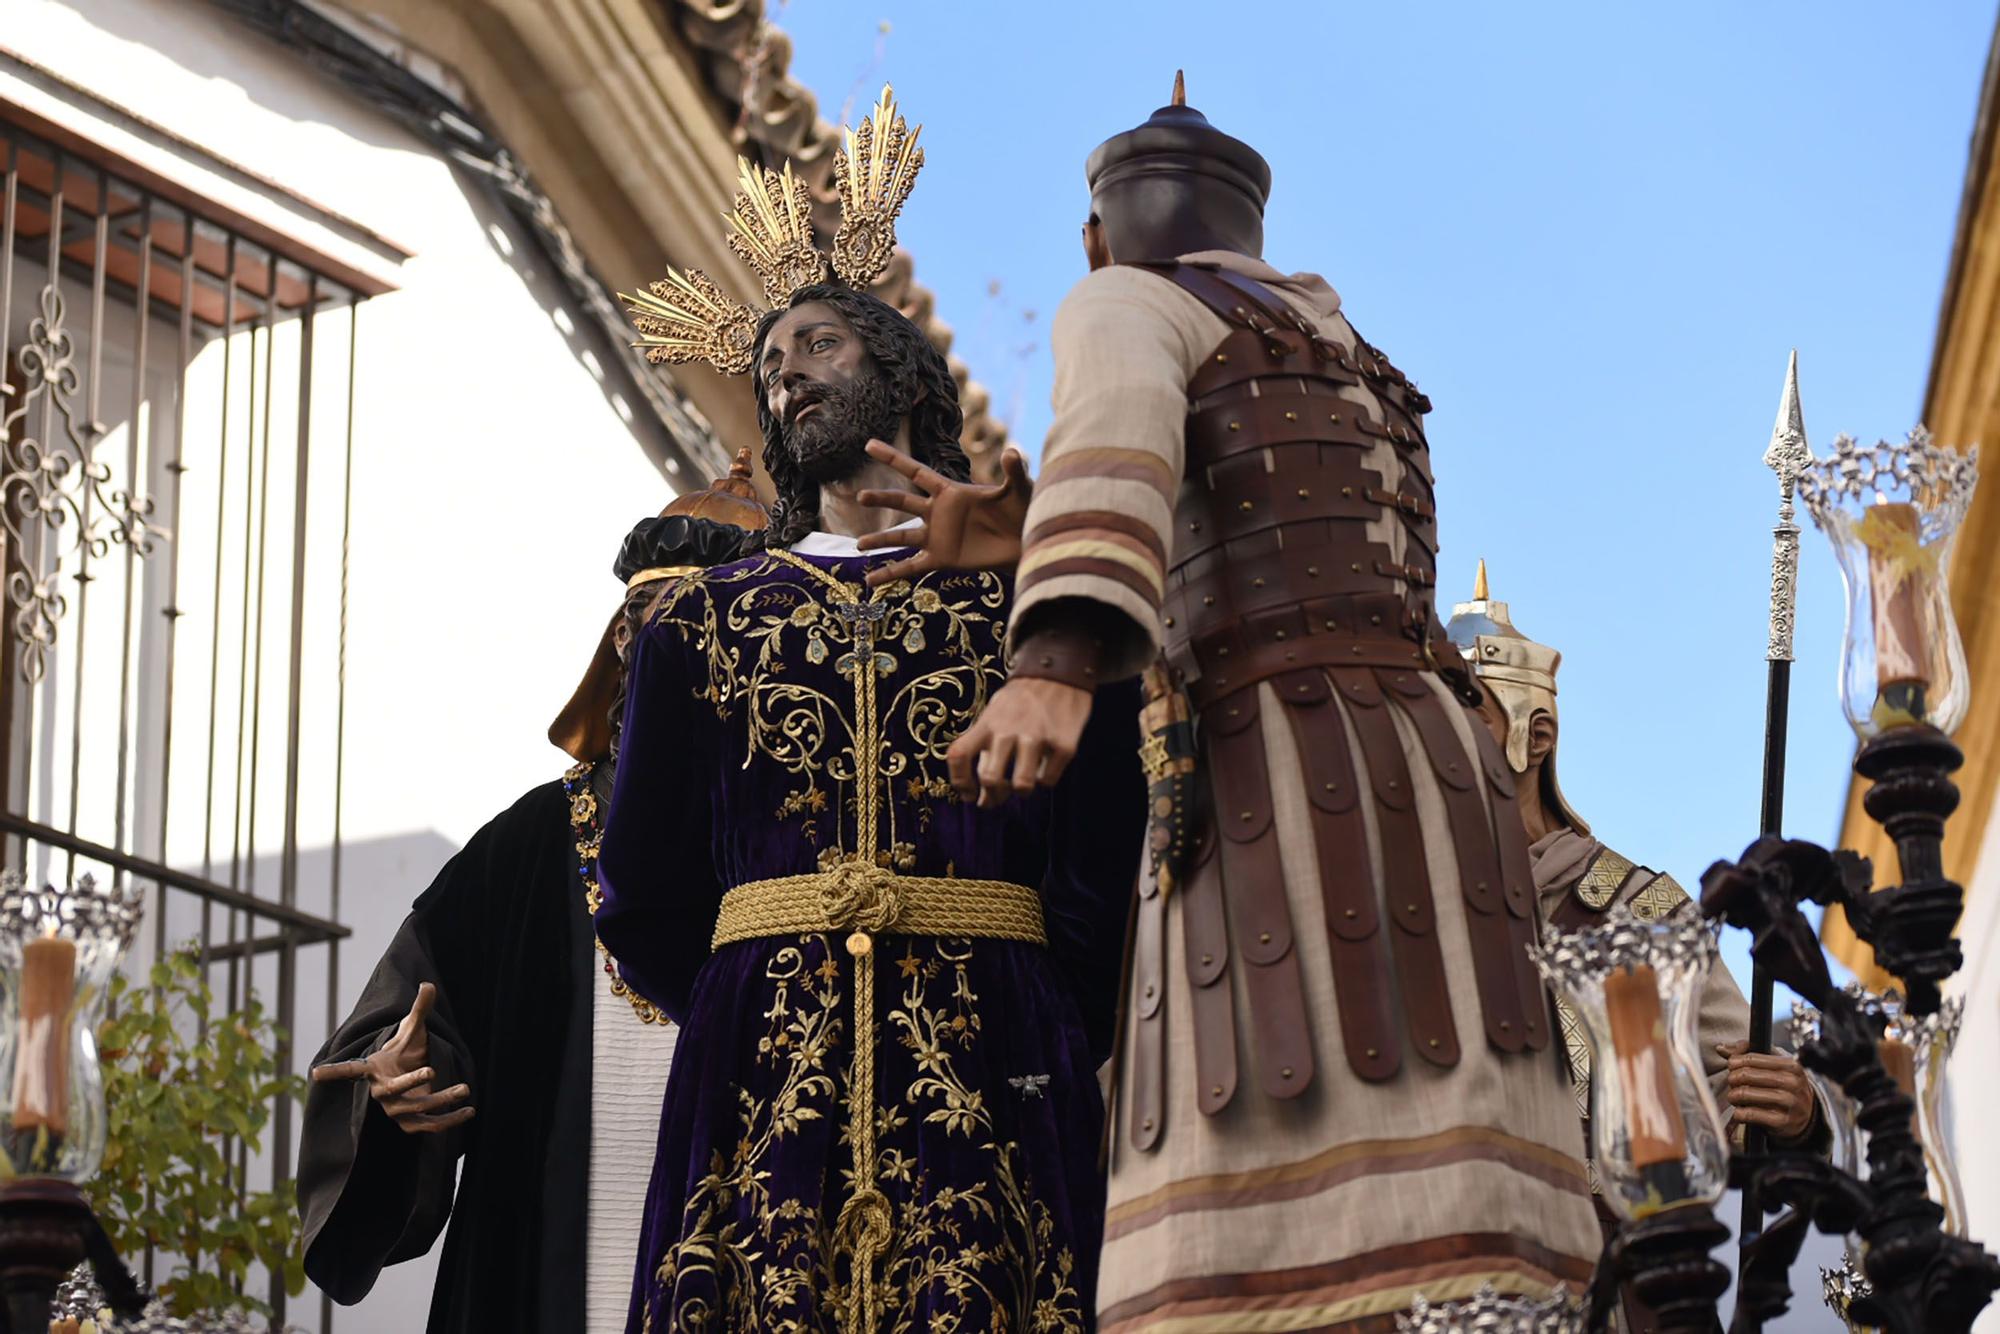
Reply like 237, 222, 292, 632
711, 862, 1044, 1330
712, 865, 1047, 949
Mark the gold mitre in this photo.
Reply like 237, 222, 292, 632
1444, 559, 1589, 834
618, 85, 925, 376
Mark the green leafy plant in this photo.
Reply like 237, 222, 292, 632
87, 950, 307, 1317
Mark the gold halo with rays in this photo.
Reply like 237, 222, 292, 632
616, 85, 927, 378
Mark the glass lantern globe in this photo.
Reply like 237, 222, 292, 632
1889, 993, 1967, 1237
1793, 987, 1966, 1238
1797, 429, 1980, 739
1530, 907, 1730, 1221
0, 872, 144, 1181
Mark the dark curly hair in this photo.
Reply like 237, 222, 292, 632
746, 284, 970, 550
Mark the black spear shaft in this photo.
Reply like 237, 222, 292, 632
1739, 349, 1810, 1289
1740, 658, 1788, 1253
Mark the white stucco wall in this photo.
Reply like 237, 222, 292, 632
4, 0, 681, 851
1953, 783, 2000, 1334
2, 1, 692, 1328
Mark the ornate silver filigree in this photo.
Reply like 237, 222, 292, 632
1791, 985, 1963, 1056
1396, 1283, 1586, 1333
1528, 900, 1720, 993
0, 871, 144, 955
0, 285, 169, 682
1822, 1256, 1877, 1332
53, 1263, 281, 1331
1798, 426, 1980, 539
1765, 352, 1811, 663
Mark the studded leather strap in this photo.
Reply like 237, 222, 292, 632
1127, 853, 1168, 1152
1279, 669, 1402, 1082
1474, 723, 1552, 1051
1207, 690, 1315, 1102
1381, 668, 1532, 1054
1332, 666, 1461, 1068
1009, 624, 1105, 693
1179, 818, 1239, 1117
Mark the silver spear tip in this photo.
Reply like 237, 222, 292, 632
1764, 349, 1811, 483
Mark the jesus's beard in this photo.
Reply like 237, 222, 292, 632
779, 369, 906, 485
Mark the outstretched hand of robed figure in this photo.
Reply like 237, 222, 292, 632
310, 982, 474, 1136
854, 440, 1034, 588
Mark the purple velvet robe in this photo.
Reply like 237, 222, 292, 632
597, 548, 1142, 1333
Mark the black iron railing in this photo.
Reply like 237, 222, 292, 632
0, 116, 355, 1324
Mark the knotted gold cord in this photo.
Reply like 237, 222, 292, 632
711, 870, 1046, 949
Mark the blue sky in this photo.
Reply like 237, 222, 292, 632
776, 0, 1995, 993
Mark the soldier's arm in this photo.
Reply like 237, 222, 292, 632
943, 268, 1206, 804
1007, 267, 1202, 683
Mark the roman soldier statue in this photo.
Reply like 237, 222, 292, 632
1446, 560, 1822, 1333
856, 74, 1602, 1331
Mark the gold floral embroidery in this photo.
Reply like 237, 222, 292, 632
567, 760, 667, 1026
650, 556, 1004, 858
638, 556, 1077, 1331
649, 936, 1083, 1332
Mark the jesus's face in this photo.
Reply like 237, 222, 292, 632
758, 301, 905, 484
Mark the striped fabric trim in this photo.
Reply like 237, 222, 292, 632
1106, 1126, 1590, 1237
1024, 507, 1170, 566
1021, 525, 1163, 580
1103, 1268, 1562, 1333
1017, 539, 1165, 602
1037, 445, 1178, 498
1030, 475, 1175, 543
1100, 1234, 1594, 1333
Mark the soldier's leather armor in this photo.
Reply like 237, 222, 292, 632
1126, 260, 1550, 1152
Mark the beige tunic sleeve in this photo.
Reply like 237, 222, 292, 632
1009, 266, 1215, 679
1646, 876, 1752, 1094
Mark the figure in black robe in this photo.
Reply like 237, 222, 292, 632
295, 512, 757, 1333
295, 775, 596, 1332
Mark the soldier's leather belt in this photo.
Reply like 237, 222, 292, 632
1185, 633, 1432, 713
711, 865, 1046, 949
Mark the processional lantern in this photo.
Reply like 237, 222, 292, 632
1801, 428, 1977, 743
0, 874, 144, 1184
1483, 359, 2000, 1334
1794, 988, 1969, 1330
1678, 411, 1994, 1334
1531, 911, 1730, 1225
0, 872, 148, 1332
1530, 910, 1734, 1327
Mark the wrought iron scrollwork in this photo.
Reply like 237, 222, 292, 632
1699, 798, 2000, 1334
0, 284, 166, 682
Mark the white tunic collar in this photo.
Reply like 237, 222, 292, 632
788, 516, 921, 558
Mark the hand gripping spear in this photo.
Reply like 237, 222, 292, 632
1741, 352, 1811, 1258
